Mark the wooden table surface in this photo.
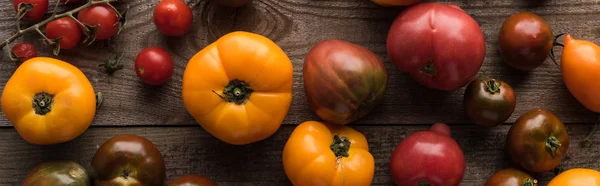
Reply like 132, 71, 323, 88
1, 0, 600, 185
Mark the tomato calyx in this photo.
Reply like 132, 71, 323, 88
417, 180, 432, 186
419, 60, 437, 75
545, 135, 562, 158
549, 33, 566, 65
484, 79, 501, 94
330, 135, 350, 159
32, 92, 54, 115
213, 79, 254, 105
99, 53, 125, 76
16, 2, 35, 21
524, 178, 538, 186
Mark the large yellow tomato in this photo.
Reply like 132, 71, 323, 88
282, 121, 375, 186
182, 31, 293, 145
1, 57, 96, 145
548, 168, 600, 186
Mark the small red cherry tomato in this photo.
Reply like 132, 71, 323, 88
13, 0, 48, 21
45, 17, 82, 49
153, 0, 193, 36
135, 47, 174, 85
11, 42, 37, 62
77, 4, 120, 40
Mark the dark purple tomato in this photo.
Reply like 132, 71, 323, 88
22, 160, 91, 186
485, 168, 538, 186
499, 12, 554, 71
464, 77, 516, 127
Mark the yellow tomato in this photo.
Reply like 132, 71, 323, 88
182, 31, 293, 145
1, 57, 96, 145
282, 121, 375, 186
371, 0, 420, 6
548, 168, 600, 186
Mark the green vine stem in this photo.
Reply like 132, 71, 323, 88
549, 33, 566, 65
2, 0, 126, 56
582, 115, 600, 145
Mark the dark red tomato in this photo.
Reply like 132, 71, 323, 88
135, 47, 174, 86
77, 5, 119, 40
485, 168, 538, 186
153, 0, 193, 36
92, 134, 166, 186
507, 109, 569, 173
11, 42, 37, 62
464, 77, 516, 127
212, 0, 252, 7
45, 17, 82, 49
499, 12, 553, 71
390, 123, 466, 186
13, 0, 48, 21
59, 0, 80, 4
22, 160, 91, 186
303, 39, 388, 125
387, 2, 486, 91
167, 175, 218, 186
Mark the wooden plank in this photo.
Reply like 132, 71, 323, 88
0, 124, 599, 185
1, 0, 600, 126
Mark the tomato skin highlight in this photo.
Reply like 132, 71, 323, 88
548, 168, 600, 186
135, 47, 174, 86
46, 17, 82, 49
506, 109, 569, 173
13, 0, 49, 21
499, 12, 554, 71
389, 123, 465, 186
560, 34, 600, 113
22, 160, 91, 186
153, 0, 193, 36
11, 42, 37, 62
77, 5, 120, 40
464, 77, 516, 127
303, 39, 388, 125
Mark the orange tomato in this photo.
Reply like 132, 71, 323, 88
182, 31, 293, 145
561, 34, 600, 112
548, 168, 600, 186
1, 57, 96, 145
282, 121, 375, 186
371, 0, 420, 6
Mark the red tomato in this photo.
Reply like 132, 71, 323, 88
390, 123, 466, 186
77, 5, 119, 40
13, 0, 48, 21
386, 2, 486, 91
153, 0, 193, 36
10, 42, 37, 62
45, 17, 82, 49
135, 47, 174, 85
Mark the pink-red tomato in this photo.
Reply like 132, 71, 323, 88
390, 123, 466, 186
77, 5, 119, 40
10, 42, 37, 62
387, 2, 486, 91
153, 0, 193, 36
45, 17, 82, 49
135, 47, 174, 85
13, 0, 48, 21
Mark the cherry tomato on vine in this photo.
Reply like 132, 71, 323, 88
13, 0, 48, 21
153, 0, 193, 36
135, 47, 174, 86
46, 17, 82, 49
77, 4, 119, 40
11, 42, 37, 62
464, 77, 516, 127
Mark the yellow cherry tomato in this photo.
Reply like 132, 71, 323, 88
182, 31, 293, 145
282, 121, 375, 186
548, 168, 600, 186
1, 57, 96, 145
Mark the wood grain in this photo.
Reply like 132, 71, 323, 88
0, 0, 599, 126
0, 123, 599, 185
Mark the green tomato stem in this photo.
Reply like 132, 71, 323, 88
545, 135, 562, 158
484, 79, 501, 94
330, 135, 351, 159
33, 92, 54, 115
212, 79, 253, 105
523, 178, 538, 186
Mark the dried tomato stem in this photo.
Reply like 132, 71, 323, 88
33, 92, 54, 115
484, 79, 501, 94
96, 92, 103, 108
583, 115, 600, 143
545, 135, 561, 158
0, 0, 121, 52
330, 135, 350, 159
523, 178, 538, 186
214, 79, 253, 105
549, 33, 566, 66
